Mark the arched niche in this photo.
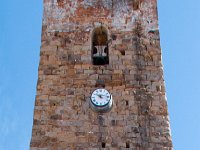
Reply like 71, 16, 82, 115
92, 26, 109, 65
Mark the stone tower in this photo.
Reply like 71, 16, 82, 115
30, 0, 173, 149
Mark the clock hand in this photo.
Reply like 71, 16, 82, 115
94, 93, 109, 99
94, 94, 103, 99
100, 95, 109, 97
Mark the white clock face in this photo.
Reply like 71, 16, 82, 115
91, 89, 111, 107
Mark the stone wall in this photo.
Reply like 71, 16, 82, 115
30, 0, 173, 149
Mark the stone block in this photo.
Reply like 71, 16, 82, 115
41, 45, 57, 52
49, 39, 61, 46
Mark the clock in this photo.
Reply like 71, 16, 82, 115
90, 88, 113, 112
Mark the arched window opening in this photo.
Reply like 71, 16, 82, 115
102, 142, 106, 148
126, 142, 130, 148
92, 26, 109, 65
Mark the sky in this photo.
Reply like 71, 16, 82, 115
0, 0, 200, 150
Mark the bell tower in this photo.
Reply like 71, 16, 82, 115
30, 0, 173, 149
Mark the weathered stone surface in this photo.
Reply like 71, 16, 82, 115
30, 0, 172, 149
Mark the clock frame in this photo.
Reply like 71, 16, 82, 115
90, 88, 113, 113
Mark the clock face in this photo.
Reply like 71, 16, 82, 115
91, 89, 111, 107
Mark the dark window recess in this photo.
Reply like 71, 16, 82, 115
120, 50, 125, 55
111, 120, 117, 126
111, 34, 117, 40
102, 142, 106, 148
126, 142, 130, 148
126, 100, 129, 106
92, 26, 109, 65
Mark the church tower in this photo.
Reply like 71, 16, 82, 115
30, 0, 173, 149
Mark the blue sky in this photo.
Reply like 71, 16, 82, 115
0, 0, 200, 149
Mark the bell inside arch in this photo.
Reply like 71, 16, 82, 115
92, 26, 109, 65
